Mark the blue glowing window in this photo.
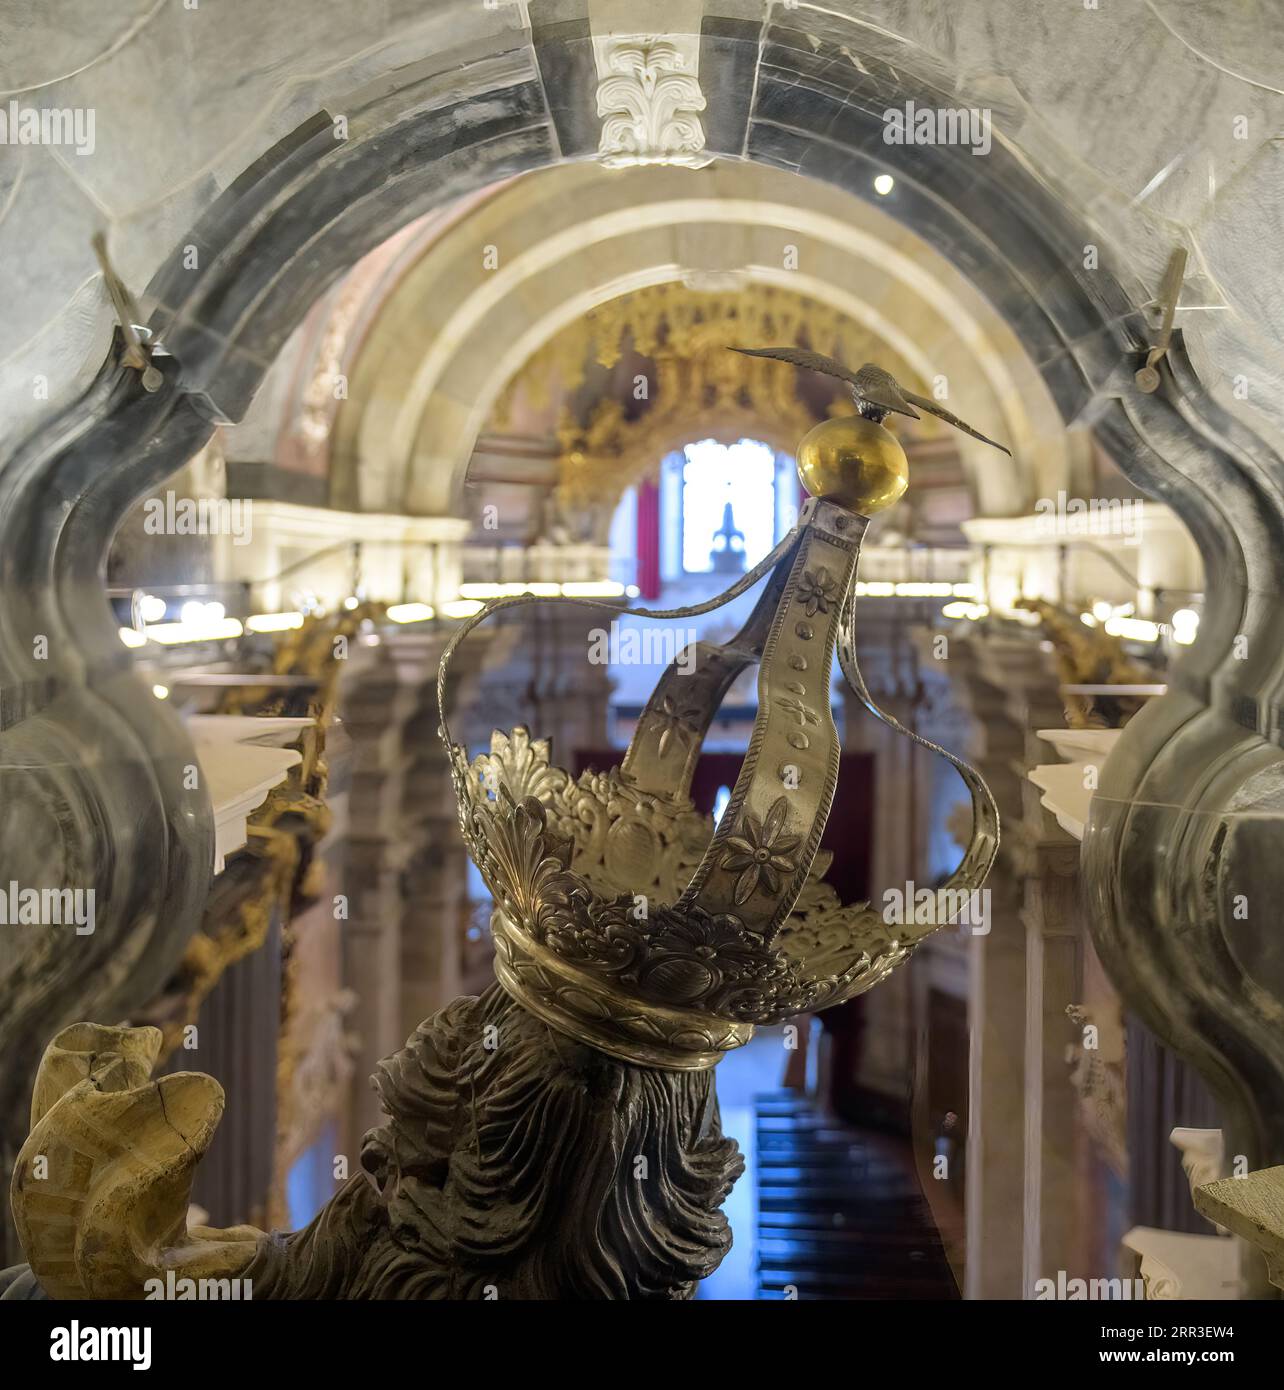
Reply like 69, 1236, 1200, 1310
680, 439, 778, 574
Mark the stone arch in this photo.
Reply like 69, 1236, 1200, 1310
319, 161, 1067, 518
3, 5, 1284, 1226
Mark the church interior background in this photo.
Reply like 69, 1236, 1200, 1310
1, 0, 1284, 1335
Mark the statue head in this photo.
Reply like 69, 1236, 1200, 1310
247, 983, 744, 1300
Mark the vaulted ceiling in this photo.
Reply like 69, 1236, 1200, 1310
237, 160, 1072, 521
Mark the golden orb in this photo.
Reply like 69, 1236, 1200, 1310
796, 415, 909, 515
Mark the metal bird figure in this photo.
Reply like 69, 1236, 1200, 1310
730, 346, 1011, 456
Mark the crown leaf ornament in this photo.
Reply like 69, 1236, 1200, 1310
439, 353, 1001, 1070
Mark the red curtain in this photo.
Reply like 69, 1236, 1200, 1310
636, 479, 661, 599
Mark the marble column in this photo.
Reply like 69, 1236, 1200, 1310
946, 631, 1062, 1298
336, 641, 416, 1144
1019, 787, 1085, 1295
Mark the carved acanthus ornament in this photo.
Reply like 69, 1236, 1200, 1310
594, 37, 711, 169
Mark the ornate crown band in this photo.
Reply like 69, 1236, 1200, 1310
440, 420, 999, 1069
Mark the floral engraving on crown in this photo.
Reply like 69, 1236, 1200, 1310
719, 797, 801, 905
775, 696, 819, 728
653, 695, 702, 758
452, 729, 917, 1034
797, 566, 839, 616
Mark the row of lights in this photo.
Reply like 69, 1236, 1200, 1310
124, 583, 1199, 654
122, 581, 1053, 648
859, 580, 977, 598
119, 581, 638, 648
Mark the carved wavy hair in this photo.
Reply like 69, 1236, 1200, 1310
247, 983, 743, 1299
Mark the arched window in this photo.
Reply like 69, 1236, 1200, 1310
655, 439, 796, 585
680, 438, 777, 573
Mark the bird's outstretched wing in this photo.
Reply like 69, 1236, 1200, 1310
731, 346, 1012, 455
900, 389, 1012, 456
733, 349, 919, 422
729, 345, 865, 391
